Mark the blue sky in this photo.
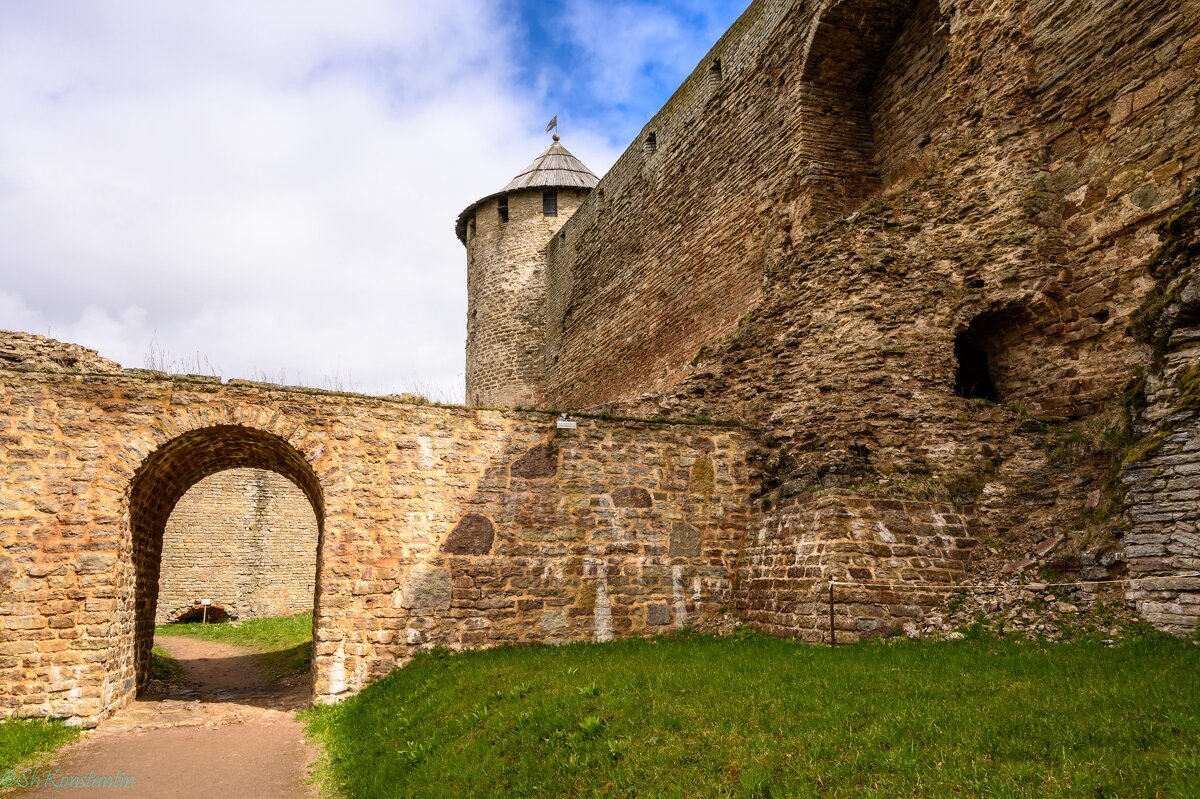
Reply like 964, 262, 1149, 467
512, 0, 748, 146
0, 1, 748, 400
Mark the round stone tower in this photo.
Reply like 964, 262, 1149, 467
456, 135, 598, 408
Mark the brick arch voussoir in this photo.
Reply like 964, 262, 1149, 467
800, 0, 917, 86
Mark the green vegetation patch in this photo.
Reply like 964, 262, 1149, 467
304, 633, 1200, 799
149, 644, 185, 684
156, 612, 312, 681
0, 719, 79, 774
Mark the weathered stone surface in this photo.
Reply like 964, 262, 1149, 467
156, 468, 318, 624
0, 330, 122, 374
1121, 183, 1200, 635
669, 522, 701, 558
1001, 558, 1038, 576
690, 457, 715, 496
442, 514, 495, 555
510, 443, 558, 479
1032, 534, 1066, 559
462, 0, 1200, 637
646, 604, 672, 626
0, 361, 753, 726
610, 487, 653, 508
464, 186, 589, 408
737, 493, 978, 644
394, 568, 452, 612
73, 554, 115, 575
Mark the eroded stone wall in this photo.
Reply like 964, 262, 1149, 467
1122, 185, 1200, 634
0, 331, 122, 374
156, 469, 319, 624
0, 364, 753, 726
738, 493, 975, 642
533, 0, 1199, 633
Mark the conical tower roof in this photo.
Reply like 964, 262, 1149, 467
456, 136, 599, 243
502, 139, 599, 192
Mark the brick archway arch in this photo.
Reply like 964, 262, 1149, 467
104, 405, 348, 710
125, 424, 328, 694
792, 0, 947, 222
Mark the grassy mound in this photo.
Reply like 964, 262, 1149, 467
304, 632, 1200, 799
0, 719, 79, 774
155, 611, 312, 680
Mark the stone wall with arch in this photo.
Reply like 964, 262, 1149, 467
127, 424, 329, 693
0, 365, 754, 727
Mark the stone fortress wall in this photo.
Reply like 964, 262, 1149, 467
2, 0, 1199, 731
156, 469, 319, 625
501, 0, 1200, 638
1, 331, 323, 629
540, 0, 1199, 419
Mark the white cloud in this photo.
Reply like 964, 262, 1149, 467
0, 1, 622, 401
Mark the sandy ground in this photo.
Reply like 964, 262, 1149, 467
17, 636, 320, 798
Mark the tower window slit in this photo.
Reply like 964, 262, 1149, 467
708, 59, 723, 87
543, 190, 558, 217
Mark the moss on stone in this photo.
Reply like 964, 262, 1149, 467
1127, 184, 1200, 343
690, 457, 716, 496
1172, 365, 1200, 413
1123, 431, 1168, 464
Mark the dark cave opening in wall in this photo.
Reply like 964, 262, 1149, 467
954, 332, 998, 401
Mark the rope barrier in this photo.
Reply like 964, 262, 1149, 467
827, 573, 1200, 592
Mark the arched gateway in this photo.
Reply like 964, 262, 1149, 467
127, 425, 326, 694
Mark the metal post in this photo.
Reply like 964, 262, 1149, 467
828, 580, 835, 648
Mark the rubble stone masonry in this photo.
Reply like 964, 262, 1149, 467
530, 0, 1200, 637
156, 469, 319, 624
0, 362, 752, 726
1122, 185, 1200, 633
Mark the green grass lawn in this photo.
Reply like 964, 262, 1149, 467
303, 632, 1200, 799
149, 644, 185, 684
155, 611, 312, 680
0, 719, 79, 775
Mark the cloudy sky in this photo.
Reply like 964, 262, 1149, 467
0, 0, 747, 401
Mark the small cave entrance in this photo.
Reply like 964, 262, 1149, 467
953, 332, 998, 400
952, 306, 1046, 405
171, 605, 233, 625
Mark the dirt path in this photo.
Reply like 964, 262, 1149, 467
18, 637, 319, 798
